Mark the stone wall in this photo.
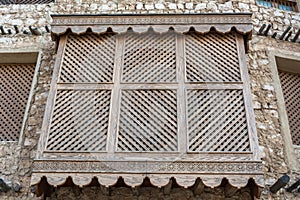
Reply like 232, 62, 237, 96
248, 36, 300, 199
296, 147, 300, 160
48, 186, 253, 200
0, 0, 300, 199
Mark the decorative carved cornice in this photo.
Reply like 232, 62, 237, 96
51, 14, 252, 25
31, 160, 263, 188
50, 14, 253, 40
31, 172, 264, 189
32, 160, 262, 174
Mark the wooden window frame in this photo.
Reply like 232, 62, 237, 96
40, 31, 259, 157
0, 50, 41, 144
43, 31, 255, 155
269, 50, 300, 171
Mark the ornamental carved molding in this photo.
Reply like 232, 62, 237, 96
50, 14, 253, 40
51, 14, 252, 25
33, 160, 262, 174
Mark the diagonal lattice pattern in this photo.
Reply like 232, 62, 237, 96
117, 90, 178, 151
0, 0, 53, 4
279, 71, 300, 145
0, 64, 35, 141
122, 30, 176, 82
46, 90, 111, 151
185, 32, 241, 82
187, 89, 250, 152
60, 34, 116, 83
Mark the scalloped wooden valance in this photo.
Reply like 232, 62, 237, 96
50, 13, 253, 40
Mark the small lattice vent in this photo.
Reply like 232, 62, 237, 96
0, 0, 54, 4
46, 90, 111, 151
0, 64, 35, 141
117, 90, 178, 152
122, 30, 176, 82
187, 89, 250, 152
279, 71, 300, 145
60, 34, 116, 83
185, 32, 241, 82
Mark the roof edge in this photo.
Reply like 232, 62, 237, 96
50, 13, 253, 41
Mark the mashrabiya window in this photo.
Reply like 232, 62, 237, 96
45, 29, 252, 153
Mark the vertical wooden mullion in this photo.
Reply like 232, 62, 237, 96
176, 34, 187, 153
106, 35, 125, 153
37, 35, 68, 158
18, 53, 42, 145
235, 34, 260, 160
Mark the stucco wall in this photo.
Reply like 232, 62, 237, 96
0, 0, 300, 199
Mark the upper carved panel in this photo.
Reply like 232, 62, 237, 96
50, 14, 253, 41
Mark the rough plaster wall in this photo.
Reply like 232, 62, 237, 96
0, 0, 300, 199
296, 147, 300, 160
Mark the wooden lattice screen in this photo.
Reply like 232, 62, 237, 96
44, 31, 252, 153
279, 70, 300, 145
0, 64, 35, 141
32, 15, 265, 192
0, 0, 53, 4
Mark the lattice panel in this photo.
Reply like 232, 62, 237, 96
117, 90, 178, 151
122, 31, 176, 82
0, 0, 15, 4
0, 0, 54, 4
279, 71, 300, 145
187, 89, 250, 152
0, 64, 35, 141
46, 90, 111, 151
60, 34, 116, 83
185, 32, 241, 82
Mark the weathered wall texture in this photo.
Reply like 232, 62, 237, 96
48, 186, 253, 200
0, 0, 300, 199
248, 36, 300, 199
296, 147, 300, 160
